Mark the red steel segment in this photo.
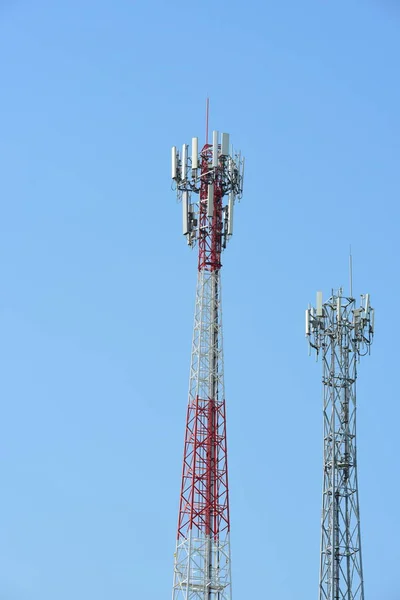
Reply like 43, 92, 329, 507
177, 396, 230, 540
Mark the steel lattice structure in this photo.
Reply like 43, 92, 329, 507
306, 289, 374, 600
171, 124, 244, 600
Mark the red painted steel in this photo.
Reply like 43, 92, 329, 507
177, 397, 230, 539
198, 145, 224, 273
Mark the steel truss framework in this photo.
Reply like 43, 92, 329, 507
173, 268, 230, 600
307, 291, 374, 600
172, 137, 243, 600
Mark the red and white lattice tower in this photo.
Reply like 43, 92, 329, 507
170, 111, 244, 600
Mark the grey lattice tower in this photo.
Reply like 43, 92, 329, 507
306, 290, 374, 600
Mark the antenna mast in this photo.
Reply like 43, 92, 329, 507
306, 289, 374, 600
349, 247, 353, 298
171, 123, 244, 599
206, 97, 209, 146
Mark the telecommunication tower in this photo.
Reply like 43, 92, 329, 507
306, 288, 374, 600
170, 116, 244, 600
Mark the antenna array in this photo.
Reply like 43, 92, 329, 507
172, 131, 244, 249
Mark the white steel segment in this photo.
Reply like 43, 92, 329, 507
308, 292, 373, 600
189, 269, 225, 411
173, 268, 231, 600
173, 535, 231, 600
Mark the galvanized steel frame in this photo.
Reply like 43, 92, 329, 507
307, 291, 374, 600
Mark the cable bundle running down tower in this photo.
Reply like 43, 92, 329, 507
170, 125, 244, 600
306, 290, 374, 600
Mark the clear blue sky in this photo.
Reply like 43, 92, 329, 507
0, 0, 398, 598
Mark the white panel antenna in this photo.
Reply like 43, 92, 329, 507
172, 146, 177, 180
181, 144, 188, 181
316, 292, 323, 317
364, 293, 370, 314
212, 130, 219, 167
337, 296, 341, 322
221, 133, 230, 156
370, 308, 375, 332
182, 191, 189, 235
191, 137, 198, 171
207, 184, 214, 217
227, 192, 234, 236
305, 309, 310, 335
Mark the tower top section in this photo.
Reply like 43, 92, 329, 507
171, 131, 244, 253
306, 289, 375, 357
